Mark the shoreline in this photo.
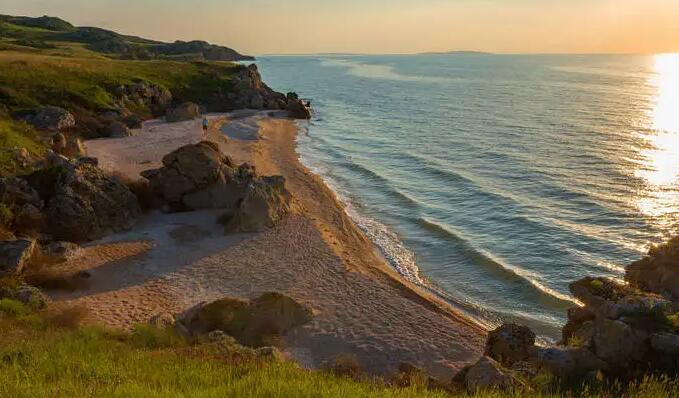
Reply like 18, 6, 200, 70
59, 112, 486, 378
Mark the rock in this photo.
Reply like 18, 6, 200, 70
51, 132, 67, 153
149, 312, 175, 328
627, 237, 679, 302
484, 323, 536, 367
178, 292, 313, 347
166, 102, 201, 122
562, 306, 596, 344
254, 346, 283, 361
225, 176, 293, 233
0, 177, 43, 211
26, 106, 76, 131
287, 98, 311, 119
143, 143, 293, 230
105, 121, 133, 138
14, 285, 48, 309
0, 239, 35, 275
116, 81, 172, 116
650, 332, 679, 354
531, 346, 606, 379
25, 161, 140, 242
464, 356, 517, 391
13, 204, 44, 235
43, 241, 80, 263
62, 137, 86, 158
592, 319, 648, 365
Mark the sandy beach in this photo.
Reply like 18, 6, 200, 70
49, 112, 487, 378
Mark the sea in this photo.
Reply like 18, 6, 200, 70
255, 53, 679, 340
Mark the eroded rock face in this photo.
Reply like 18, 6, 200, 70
0, 239, 35, 275
25, 106, 76, 131
178, 292, 313, 347
142, 142, 293, 231
21, 158, 140, 242
114, 81, 173, 116
229, 65, 310, 118
627, 237, 679, 302
166, 102, 201, 122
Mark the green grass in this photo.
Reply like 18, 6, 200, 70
0, 302, 676, 398
0, 118, 46, 175
0, 46, 239, 113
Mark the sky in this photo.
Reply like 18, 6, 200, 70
3, 0, 679, 55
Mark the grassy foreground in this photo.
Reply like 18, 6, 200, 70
0, 300, 677, 398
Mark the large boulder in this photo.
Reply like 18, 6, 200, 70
0, 239, 36, 275
287, 98, 312, 119
463, 356, 519, 391
25, 106, 76, 131
142, 143, 293, 231
178, 292, 313, 347
484, 323, 536, 367
627, 238, 679, 302
166, 102, 201, 122
225, 176, 293, 233
24, 159, 140, 242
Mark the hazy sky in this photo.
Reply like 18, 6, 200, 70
4, 0, 679, 55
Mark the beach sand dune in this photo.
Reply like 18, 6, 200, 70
68, 113, 485, 378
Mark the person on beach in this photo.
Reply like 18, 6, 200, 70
202, 117, 209, 139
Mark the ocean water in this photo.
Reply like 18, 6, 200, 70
256, 53, 679, 339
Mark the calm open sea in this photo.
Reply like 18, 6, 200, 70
256, 53, 679, 339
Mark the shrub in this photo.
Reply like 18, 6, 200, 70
0, 298, 28, 317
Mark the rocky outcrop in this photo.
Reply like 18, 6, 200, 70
112, 81, 172, 116
562, 276, 678, 377
627, 237, 679, 302
462, 356, 520, 391
18, 156, 140, 242
0, 282, 48, 309
225, 176, 293, 233
484, 323, 535, 366
177, 292, 313, 347
0, 239, 36, 275
0, 177, 44, 235
229, 65, 311, 119
463, 236, 679, 387
165, 102, 201, 122
24, 106, 76, 131
142, 142, 293, 232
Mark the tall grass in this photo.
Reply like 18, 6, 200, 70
0, 305, 676, 398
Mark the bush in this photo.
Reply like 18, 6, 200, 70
0, 298, 28, 317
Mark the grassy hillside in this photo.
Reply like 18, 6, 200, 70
0, 36, 241, 175
0, 47, 240, 113
0, 14, 253, 61
0, 300, 676, 398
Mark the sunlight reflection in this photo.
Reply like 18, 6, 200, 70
635, 54, 679, 221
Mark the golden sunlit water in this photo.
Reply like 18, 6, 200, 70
635, 54, 679, 223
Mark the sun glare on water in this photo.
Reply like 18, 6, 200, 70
635, 54, 679, 223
